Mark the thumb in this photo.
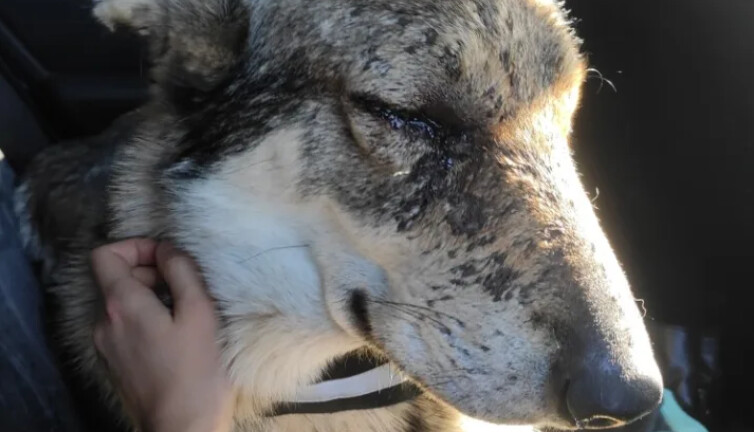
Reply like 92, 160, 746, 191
155, 242, 214, 322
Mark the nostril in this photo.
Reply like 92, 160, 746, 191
565, 367, 662, 428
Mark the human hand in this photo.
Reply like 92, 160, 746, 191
91, 239, 234, 432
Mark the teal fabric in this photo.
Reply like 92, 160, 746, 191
655, 390, 708, 432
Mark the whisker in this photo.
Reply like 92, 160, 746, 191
368, 299, 451, 332
237, 244, 310, 264
372, 298, 465, 327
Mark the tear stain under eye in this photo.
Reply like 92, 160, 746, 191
394, 153, 455, 232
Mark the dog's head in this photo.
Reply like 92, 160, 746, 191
99, 0, 662, 429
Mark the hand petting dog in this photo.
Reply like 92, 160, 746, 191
91, 239, 234, 432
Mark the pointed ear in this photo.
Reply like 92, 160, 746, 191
93, 0, 249, 103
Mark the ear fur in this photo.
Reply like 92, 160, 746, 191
93, 0, 249, 101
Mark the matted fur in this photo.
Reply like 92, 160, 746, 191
16, 0, 662, 431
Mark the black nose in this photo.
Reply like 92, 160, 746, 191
565, 355, 663, 429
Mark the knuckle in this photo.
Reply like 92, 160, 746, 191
104, 297, 122, 319
92, 324, 108, 351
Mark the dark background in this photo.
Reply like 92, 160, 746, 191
1, 1, 752, 430
565, 2, 754, 430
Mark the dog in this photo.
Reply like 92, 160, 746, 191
15, 0, 664, 430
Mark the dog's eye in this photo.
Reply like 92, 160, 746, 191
381, 110, 439, 140
352, 95, 440, 141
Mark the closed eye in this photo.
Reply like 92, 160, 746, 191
351, 94, 441, 141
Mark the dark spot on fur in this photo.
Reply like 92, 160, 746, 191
508, 70, 518, 94
447, 249, 458, 259
517, 284, 536, 305
446, 194, 487, 236
439, 45, 462, 82
450, 278, 468, 287
494, 95, 504, 111
509, 375, 519, 382
405, 410, 429, 432
350, 6, 364, 17
544, 226, 565, 240
494, 330, 504, 337
405, 45, 419, 55
501, 50, 512, 71
452, 263, 478, 278
397, 16, 412, 27
491, 252, 506, 264
465, 234, 497, 252
424, 28, 439, 45
504, 290, 514, 301
460, 347, 471, 357
430, 285, 444, 291
363, 56, 391, 76
478, 2, 500, 33
428, 295, 455, 307
482, 254, 518, 302
480, 344, 491, 352
525, 311, 546, 329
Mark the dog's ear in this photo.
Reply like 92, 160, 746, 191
93, 0, 249, 103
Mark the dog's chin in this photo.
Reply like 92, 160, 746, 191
375, 357, 569, 429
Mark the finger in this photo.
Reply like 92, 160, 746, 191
155, 242, 213, 320
91, 238, 158, 295
93, 322, 109, 354
104, 277, 173, 326
131, 266, 160, 288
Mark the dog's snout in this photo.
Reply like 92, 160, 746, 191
561, 345, 663, 429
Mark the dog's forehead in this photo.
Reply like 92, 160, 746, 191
253, 0, 582, 125
348, 1, 577, 96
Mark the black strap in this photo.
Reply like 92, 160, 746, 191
268, 382, 423, 416
266, 349, 423, 417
